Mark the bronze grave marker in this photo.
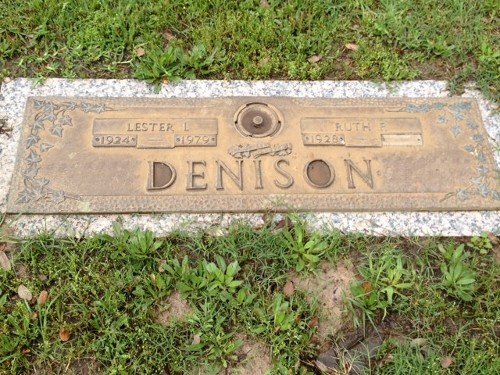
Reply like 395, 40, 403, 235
7, 97, 500, 213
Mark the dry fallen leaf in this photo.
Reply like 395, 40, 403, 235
192, 334, 201, 345
59, 328, 71, 342
308, 55, 322, 64
18, 285, 32, 301
410, 338, 428, 347
163, 31, 176, 42
362, 281, 372, 293
315, 360, 329, 373
158, 259, 167, 272
275, 219, 287, 229
310, 334, 321, 345
136, 47, 145, 57
0, 250, 11, 271
31, 312, 38, 320
283, 281, 295, 297
260, 0, 270, 8
38, 290, 48, 305
258, 57, 270, 66
487, 232, 499, 245
308, 316, 319, 329
441, 356, 453, 369
345, 43, 359, 51
378, 354, 394, 367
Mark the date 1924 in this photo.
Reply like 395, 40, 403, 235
93, 135, 137, 147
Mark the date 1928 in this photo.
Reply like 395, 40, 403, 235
302, 133, 345, 145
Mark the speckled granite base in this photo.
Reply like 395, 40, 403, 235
1, 79, 499, 237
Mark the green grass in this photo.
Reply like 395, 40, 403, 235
0, 0, 498, 101
1, 219, 499, 374
0, 1, 499, 373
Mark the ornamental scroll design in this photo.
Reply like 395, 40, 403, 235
388, 102, 500, 202
17, 100, 115, 204
228, 143, 292, 159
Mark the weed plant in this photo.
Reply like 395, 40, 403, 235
1, 219, 499, 374
1, 1, 498, 101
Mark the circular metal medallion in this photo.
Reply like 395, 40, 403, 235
234, 103, 281, 137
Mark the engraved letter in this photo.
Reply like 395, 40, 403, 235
273, 159, 294, 189
216, 160, 243, 191
186, 161, 207, 190
147, 162, 176, 190
253, 160, 264, 190
345, 159, 374, 189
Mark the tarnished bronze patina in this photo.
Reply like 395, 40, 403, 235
7, 96, 500, 213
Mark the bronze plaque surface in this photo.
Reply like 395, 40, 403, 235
7, 96, 500, 213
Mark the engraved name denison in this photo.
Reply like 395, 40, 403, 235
146, 158, 375, 191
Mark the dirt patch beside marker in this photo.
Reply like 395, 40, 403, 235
232, 335, 273, 375
156, 291, 192, 327
293, 262, 357, 347
196, 334, 273, 375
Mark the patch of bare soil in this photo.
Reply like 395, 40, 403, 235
33, 359, 102, 375
230, 334, 273, 375
156, 291, 192, 327
293, 261, 357, 348
196, 334, 273, 375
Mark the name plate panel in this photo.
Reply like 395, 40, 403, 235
7, 97, 500, 213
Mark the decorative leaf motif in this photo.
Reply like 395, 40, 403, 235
17, 190, 33, 203
81, 102, 111, 113
32, 120, 45, 131
40, 143, 53, 152
477, 166, 488, 175
451, 102, 472, 111
94, 104, 108, 113
23, 164, 39, 179
33, 100, 46, 109
45, 102, 60, 111
437, 115, 447, 124
456, 190, 470, 200
467, 120, 478, 129
26, 134, 40, 149
31, 188, 45, 201
477, 153, 486, 163
42, 112, 57, 122
472, 134, 484, 143
62, 102, 77, 110
50, 126, 63, 137
31, 177, 49, 189
406, 104, 431, 113
26, 150, 41, 164
20, 99, 114, 205
80, 103, 93, 113
50, 191, 65, 203
60, 115, 73, 126
471, 176, 484, 186
451, 125, 462, 137
478, 184, 489, 197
